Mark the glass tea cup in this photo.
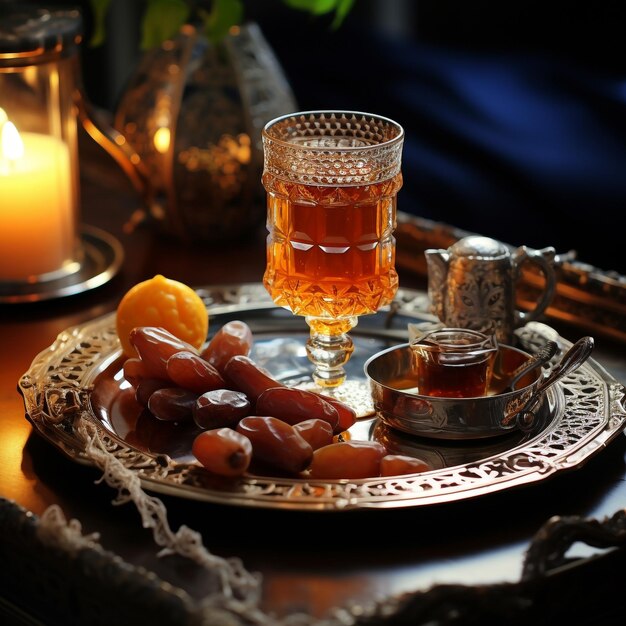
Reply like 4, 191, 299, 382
262, 110, 404, 393
410, 328, 498, 398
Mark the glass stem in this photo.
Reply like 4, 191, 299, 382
305, 316, 357, 388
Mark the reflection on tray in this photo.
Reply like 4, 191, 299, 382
372, 421, 525, 470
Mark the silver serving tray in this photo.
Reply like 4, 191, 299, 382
18, 283, 626, 511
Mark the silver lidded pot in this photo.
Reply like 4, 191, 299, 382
425, 236, 557, 345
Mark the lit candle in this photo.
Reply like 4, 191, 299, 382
0, 117, 75, 282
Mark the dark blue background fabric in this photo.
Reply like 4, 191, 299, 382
253, 4, 626, 273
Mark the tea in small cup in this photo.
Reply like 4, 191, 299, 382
410, 328, 498, 398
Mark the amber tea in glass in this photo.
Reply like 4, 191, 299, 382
411, 328, 498, 398
262, 111, 404, 390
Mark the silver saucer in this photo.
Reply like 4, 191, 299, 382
0, 224, 123, 304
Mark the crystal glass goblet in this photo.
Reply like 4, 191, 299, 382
262, 111, 404, 409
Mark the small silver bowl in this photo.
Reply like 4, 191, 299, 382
364, 343, 546, 440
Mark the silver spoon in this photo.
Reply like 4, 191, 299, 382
501, 339, 559, 393
502, 336, 594, 430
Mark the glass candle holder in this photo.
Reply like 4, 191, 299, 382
0, 7, 84, 285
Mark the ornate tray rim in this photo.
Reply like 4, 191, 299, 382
18, 283, 626, 512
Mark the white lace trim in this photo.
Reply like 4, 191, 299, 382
35, 417, 368, 626
37, 504, 101, 553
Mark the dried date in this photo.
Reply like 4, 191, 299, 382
316, 393, 357, 433
166, 351, 226, 393
192, 428, 252, 477
148, 387, 198, 421
224, 355, 285, 401
380, 455, 431, 476
193, 389, 251, 429
123, 357, 149, 388
130, 327, 199, 379
255, 387, 339, 430
308, 441, 386, 479
135, 378, 170, 407
293, 419, 334, 450
201, 320, 253, 374
236, 416, 312, 474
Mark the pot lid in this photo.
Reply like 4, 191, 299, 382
0, 5, 82, 64
449, 235, 509, 260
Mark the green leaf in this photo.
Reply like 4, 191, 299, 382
89, 0, 354, 49
282, 0, 355, 26
88, 0, 112, 47
283, 0, 338, 15
331, 0, 355, 28
202, 0, 244, 43
140, 0, 191, 50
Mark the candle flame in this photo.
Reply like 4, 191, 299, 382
1, 122, 24, 161
153, 126, 170, 154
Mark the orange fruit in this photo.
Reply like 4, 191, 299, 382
116, 274, 208, 357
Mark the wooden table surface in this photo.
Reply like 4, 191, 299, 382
2, 133, 626, 625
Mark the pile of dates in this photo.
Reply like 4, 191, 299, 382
124, 322, 430, 480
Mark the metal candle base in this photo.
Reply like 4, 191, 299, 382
0, 226, 123, 304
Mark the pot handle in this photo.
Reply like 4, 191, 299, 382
74, 88, 153, 229
513, 245, 558, 327
502, 336, 595, 431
